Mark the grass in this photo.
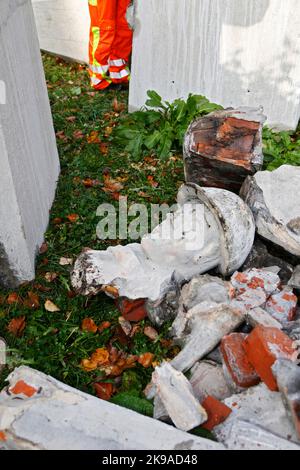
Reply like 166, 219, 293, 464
0, 53, 299, 413
0, 55, 183, 401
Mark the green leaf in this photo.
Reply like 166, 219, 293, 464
144, 130, 161, 149
145, 90, 163, 109
110, 392, 154, 417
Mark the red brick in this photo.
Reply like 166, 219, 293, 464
220, 333, 260, 388
265, 290, 298, 323
10, 380, 37, 398
243, 325, 298, 391
116, 298, 147, 322
201, 396, 232, 431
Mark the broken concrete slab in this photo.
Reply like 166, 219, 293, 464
170, 305, 244, 373
151, 362, 207, 431
240, 165, 300, 257
272, 359, 300, 438
214, 383, 299, 444
223, 419, 300, 450
190, 361, 233, 402
0, 338, 6, 375
184, 107, 266, 192
0, 366, 225, 450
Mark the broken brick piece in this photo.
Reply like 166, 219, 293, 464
220, 333, 260, 388
184, 108, 266, 192
265, 289, 298, 324
243, 325, 298, 391
0, 431, 6, 441
201, 396, 232, 431
10, 380, 38, 398
116, 298, 147, 322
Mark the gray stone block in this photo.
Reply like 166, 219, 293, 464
0, 0, 60, 287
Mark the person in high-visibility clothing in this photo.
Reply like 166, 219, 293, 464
88, 0, 133, 90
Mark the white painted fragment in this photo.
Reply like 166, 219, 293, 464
215, 383, 299, 444
224, 419, 300, 450
152, 362, 208, 431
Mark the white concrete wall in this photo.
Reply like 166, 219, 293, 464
32, 0, 90, 63
129, 0, 300, 130
0, 0, 60, 287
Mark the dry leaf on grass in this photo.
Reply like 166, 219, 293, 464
138, 352, 155, 368
93, 382, 114, 401
87, 130, 101, 144
7, 316, 26, 337
44, 272, 58, 282
39, 242, 48, 254
23, 291, 40, 309
66, 214, 79, 223
98, 321, 111, 333
6, 292, 21, 305
81, 318, 98, 334
44, 300, 60, 312
59, 257, 73, 266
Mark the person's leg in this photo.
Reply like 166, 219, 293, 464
88, 0, 117, 90
109, 0, 133, 84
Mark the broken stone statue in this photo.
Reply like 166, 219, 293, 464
241, 164, 300, 257
183, 107, 266, 192
72, 183, 255, 325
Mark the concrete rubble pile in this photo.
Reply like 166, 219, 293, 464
1, 107, 300, 450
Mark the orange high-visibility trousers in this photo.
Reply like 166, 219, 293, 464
88, 0, 133, 90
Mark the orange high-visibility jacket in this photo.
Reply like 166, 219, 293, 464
88, 0, 133, 90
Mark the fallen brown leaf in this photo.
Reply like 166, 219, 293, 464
33, 283, 51, 293
7, 316, 26, 337
59, 257, 73, 266
73, 129, 84, 140
44, 272, 58, 283
147, 175, 159, 188
7, 292, 21, 305
66, 116, 76, 123
98, 321, 111, 333
39, 242, 48, 254
99, 142, 109, 155
103, 174, 124, 193
93, 382, 114, 401
66, 213, 79, 223
52, 217, 63, 225
82, 178, 101, 188
23, 291, 40, 309
81, 318, 98, 334
138, 352, 155, 368
112, 97, 125, 113
44, 300, 60, 312
87, 130, 101, 144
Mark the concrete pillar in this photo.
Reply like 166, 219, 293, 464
129, 0, 300, 130
0, 0, 60, 287
32, 0, 90, 63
